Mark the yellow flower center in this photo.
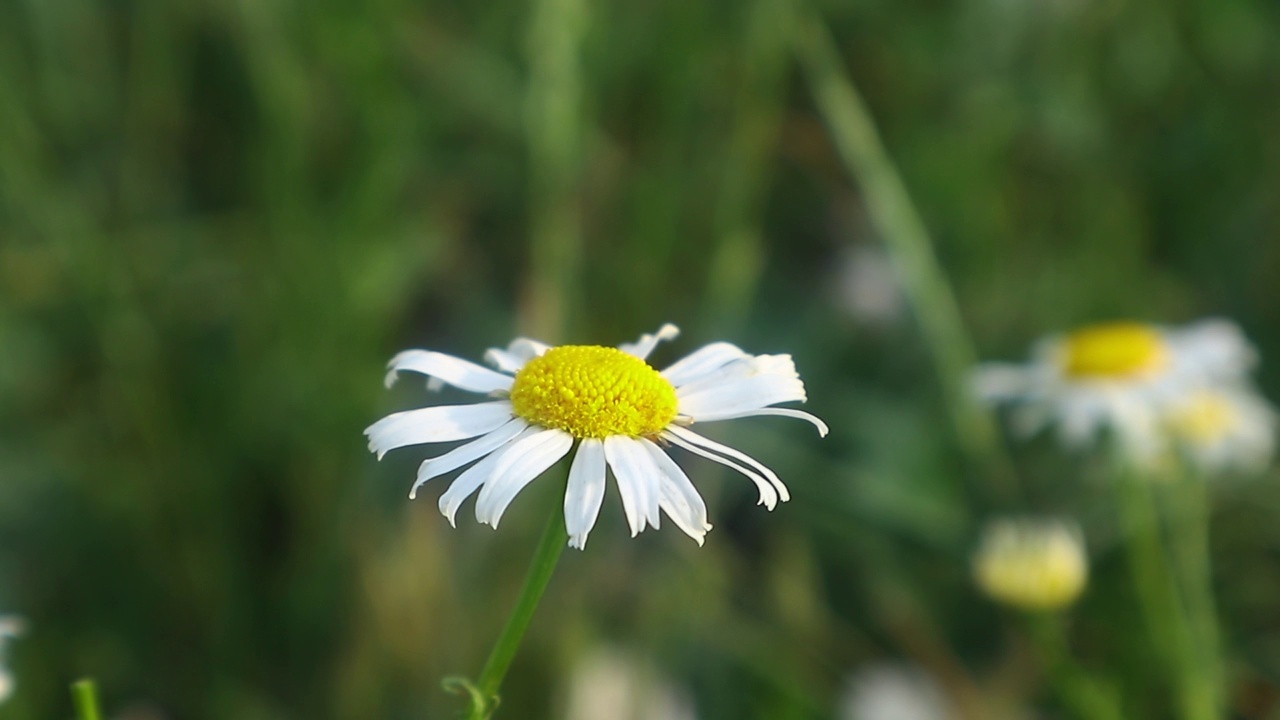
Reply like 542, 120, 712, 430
1168, 390, 1237, 444
1061, 322, 1168, 379
509, 345, 678, 439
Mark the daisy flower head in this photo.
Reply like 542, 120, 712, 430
1163, 385, 1276, 476
972, 517, 1087, 612
0, 616, 23, 705
365, 324, 827, 549
974, 319, 1256, 461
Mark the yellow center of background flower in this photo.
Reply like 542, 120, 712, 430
509, 345, 678, 439
1062, 323, 1168, 379
1168, 391, 1237, 444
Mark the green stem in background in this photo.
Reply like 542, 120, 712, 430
1168, 472, 1223, 717
71, 679, 105, 720
1025, 614, 1125, 720
1115, 469, 1219, 720
522, 0, 588, 341
458, 507, 568, 720
790, 5, 1016, 504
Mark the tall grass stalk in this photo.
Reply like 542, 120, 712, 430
522, 0, 588, 340
704, 0, 790, 330
791, 5, 1016, 503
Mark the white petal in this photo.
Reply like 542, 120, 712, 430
603, 436, 663, 536
971, 363, 1036, 403
642, 439, 712, 545
409, 418, 528, 499
619, 323, 680, 360
438, 436, 526, 526
564, 439, 607, 549
475, 429, 574, 528
365, 401, 515, 459
660, 430, 779, 510
674, 354, 798, 397
484, 337, 552, 373
1171, 319, 1256, 378
385, 350, 515, 393
688, 407, 829, 436
678, 374, 807, 420
665, 425, 791, 503
661, 342, 750, 388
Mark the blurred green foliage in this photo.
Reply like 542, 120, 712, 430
1, 0, 1279, 718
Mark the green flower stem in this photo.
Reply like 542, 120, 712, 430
1168, 473, 1223, 717
1025, 614, 1125, 720
790, 5, 1016, 504
1116, 471, 1218, 720
465, 507, 568, 720
71, 679, 104, 720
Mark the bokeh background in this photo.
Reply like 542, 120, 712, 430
3, 0, 1280, 718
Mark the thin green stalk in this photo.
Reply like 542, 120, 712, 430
1025, 614, 1125, 720
462, 507, 568, 720
1115, 471, 1217, 720
523, 0, 588, 341
790, 5, 1016, 504
71, 679, 104, 720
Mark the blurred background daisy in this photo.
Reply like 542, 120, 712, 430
3, 0, 1280, 718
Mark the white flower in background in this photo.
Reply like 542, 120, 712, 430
1163, 385, 1276, 475
973, 517, 1087, 611
832, 245, 905, 328
838, 664, 956, 720
563, 646, 698, 720
366, 324, 827, 549
974, 319, 1255, 461
0, 616, 24, 704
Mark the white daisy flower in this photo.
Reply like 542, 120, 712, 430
974, 319, 1255, 460
365, 324, 827, 549
564, 646, 698, 720
838, 664, 956, 720
972, 517, 1087, 611
1163, 385, 1276, 476
0, 616, 24, 705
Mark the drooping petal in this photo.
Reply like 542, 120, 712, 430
409, 418, 529, 499
618, 323, 680, 360
642, 439, 712, 546
661, 342, 750, 388
484, 337, 552, 373
475, 429, 574, 528
564, 439, 607, 549
385, 350, 515, 393
665, 425, 790, 503
661, 430, 778, 509
365, 401, 515, 460
438, 434, 530, 526
686, 407, 829, 436
603, 436, 662, 536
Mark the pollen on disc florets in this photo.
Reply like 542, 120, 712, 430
1168, 390, 1238, 444
510, 345, 679, 439
1061, 322, 1169, 379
